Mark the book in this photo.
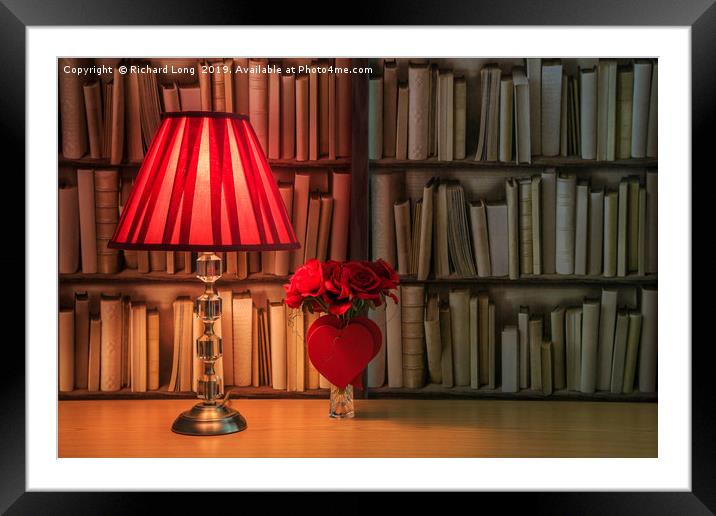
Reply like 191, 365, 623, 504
436, 69, 454, 161
309, 64, 319, 161
560, 75, 568, 156
94, 169, 120, 274
178, 85, 201, 110
269, 301, 287, 390
149, 251, 165, 272
531, 176, 542, 275
638, 187, 647, 277
478, 293, 490, 385
469, 294, 479, 388
267, 68, 281, 159
580, 298, 600, 393
617, 180, 629, 277
335, 58, 353, 157
371, 171, 403, 267
368, 75, 383, 159
249, 59, 269, 154
290, 172, 311, 271
639, 287, 658, 393
198, 60, 212, 109
100, 294, 122, 392
402, 285, 425, 388
555, 173, 576, 275
327, 61, 337, 159
616, 66, 634, 159
367, 303, 387, 388
121, 297, 130, 388
394, 200, 412, 275
329, 170, 351, 262
429, 64, 438, 157
518, 178, 533, 275
454, 76, 467, 160
161, 82, 180, 112
646, 171, 658, 273
526, 58, 541, 156
603, 190, 619, 277
303, 193, 321, 261
486, 201, 509, 277
596, 59, 617, 161
475, 65, 501, 161
631, 61, 652, 158
566, 307, 583, 391
109, 67, 125, 165
129, 302, 147, 392
382, 60, 398, 158
285, 307, 298, 391
74, 292, 90, 390
58, 58, 88, 159
251, 305, 260, 387
609, 310, 629, 393
622, 311, 643, 394
628, 177, 640, 272
305, 310, 320, 389
232, 292, 253, 387
446, 182, 476, 277
488, 303, 497, 389
223, 58, 235, 112
215, 289, 234, 387
541, 169, 557, 274
513, 67, 531, 163
147, 308, 159, 391
295, 74, 309, 161
506, 178, 520, 279
469, 200, 491, 277
59, 308, 75, 392
449, 289, 471, 386
59, 184, 80, 274
580, 66, 597, 159
87, 316, 101, 392
316, 193, 334, 262
125, 70, 144, 162
83, 81, 102, 158
529, 316, 543, 391
396, 83, 409, 160
518, 306, 530, 389
541, 341, 553, 395
646, 62, 658, 158
550, 306, 566, 390
574, 181, 589, 275
408, 62, 429, 160
280, 73, 296, 159
386, 289, 403, 388
424, 293, 442, 384
409, 201, 421, 276
501, 326, 519, 393
588, 189, 604, 276
499, 75, 514, 162
541, 60, 563, 157
416, 177, 436, 280
596, 289, 618, 391
439, 301, 454, 387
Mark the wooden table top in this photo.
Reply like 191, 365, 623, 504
58, 399, 657, 458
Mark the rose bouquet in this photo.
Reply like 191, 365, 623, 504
283, 259, 399, 418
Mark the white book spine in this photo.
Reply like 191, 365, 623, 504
555, 174, 576, 275
367, 304, 387, 388
596, 289, 618, 391
501, 326, 519, 393
638, 288, 658, 393
580, 300, 600, 393
630, 62, 652, 158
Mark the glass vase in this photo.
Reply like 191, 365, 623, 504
329, 384, 354, 419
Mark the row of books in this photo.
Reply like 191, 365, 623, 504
364, 286, 657, 394
59, 167, 352, 275
368, 58, 657, 162
371, 169, 658, 279
58, 57, 353, 164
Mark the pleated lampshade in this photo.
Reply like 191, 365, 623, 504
109, 112, 299, 252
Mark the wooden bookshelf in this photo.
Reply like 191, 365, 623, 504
370, 157, 658, 169
59, 154, 351, 169
59, 386, 330, 400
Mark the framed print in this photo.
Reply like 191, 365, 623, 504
6, 0, 713, 512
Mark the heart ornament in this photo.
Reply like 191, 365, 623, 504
306, 314, 382, 389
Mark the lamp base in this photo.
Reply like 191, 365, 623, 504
171, 402, 247, 436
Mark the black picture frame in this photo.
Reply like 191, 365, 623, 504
6, 0, 711, 511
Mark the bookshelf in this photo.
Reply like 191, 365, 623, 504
358, 57, 658, 401
58, 57, 658, 404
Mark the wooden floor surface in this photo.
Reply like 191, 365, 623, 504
58, 399, 657, 458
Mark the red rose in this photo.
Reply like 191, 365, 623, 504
343, 261, 383, 302
322, 260, 351, 300
283, 259, 326, 307
365, 259, 400, 290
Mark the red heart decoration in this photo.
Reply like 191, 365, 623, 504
307, 318, 382, 390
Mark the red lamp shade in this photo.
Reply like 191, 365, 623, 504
109, 112, 299, 252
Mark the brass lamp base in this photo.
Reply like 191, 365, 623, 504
171, 402, 247, 436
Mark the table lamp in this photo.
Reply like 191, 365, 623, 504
109, 112, 299, 435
